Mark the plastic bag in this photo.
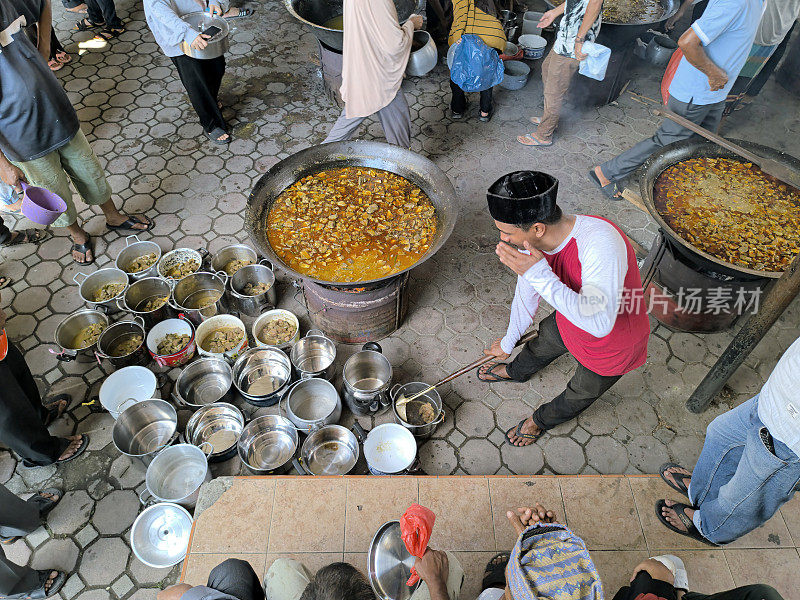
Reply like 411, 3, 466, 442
578, 40, 611, 81
449, 34, 505, 92
661, 48, 684, 105
400, 504, 436, 586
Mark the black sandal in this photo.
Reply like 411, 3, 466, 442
659, 463, 692, 496
42, 394, 71, 427
0, 276, 10, 290
72, 235, 94, 264
0, 228, 51, 247
16, 570, 66, 599
106, 215, 154, 232
56, 434, 89, 464
0, 489, 62, 543
655, 500, 717, 546
205, 127, 231, 145
96, 27, 124, 40
588, 170, 621, 199
505, 418, 544, 445
225, 7, 253, 19
75, 17, 104, 30
478, 362, 514, 383
482, 552, 509, 591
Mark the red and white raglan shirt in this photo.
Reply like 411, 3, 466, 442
501, 215, 650, 376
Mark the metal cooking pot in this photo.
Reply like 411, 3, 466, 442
112, 399, 178, 463
99, 365, 158, 418
295, 424, 359, 476
238, 415, 298, 475
157, 248, 207, 282
252, 309, 300, 351
195, 314, 248, 364
141, 443, 211, 509
146, 315, 196, 367
244, 140, 458, 288
232, 346, 293, 407
74, 268, 128, 310
355, 423, 417, 475
281, 377, 341, 432
115, 235, 162, 280
390, 382, 445, 439
290, 329, 336, 380
227, 261, 277, 317
119, 277, 175, 328
173, 357, 235, 409
53, 308, 109, 362
637, 31, 677, 66
180, 12, 229, 60
95, 316, 147, 368
406, 31, 437, 77
639, 138, 800, 279
170, 271, 228, 325
342, 342, 392, 416
211, 243, 258, 275
184, 402, 244, 462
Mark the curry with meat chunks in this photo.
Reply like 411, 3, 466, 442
551, 0, 663, 22
157, 333, 191, 355
125, 253, 158, 274
164, 259, 200, 279
73, 323, 106, 349
224, 259, 253, 276
257, 317, 296, 345
654, 157, 800, 272
266, 167, 437, 282
201, 327, 244, 353
93, 283, 126, 302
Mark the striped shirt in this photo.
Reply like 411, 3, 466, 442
448, 0, 506, 51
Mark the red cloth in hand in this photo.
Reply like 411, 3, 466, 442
661, 48, 684, 105
400, 504, 436, 586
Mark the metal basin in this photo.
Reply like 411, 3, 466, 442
368, 521, 420, 600
115, 235, 162, 280
284, 0, 422, 52
185, 402, 244, 462
173, 357, 235, 409
245, 140, 458, 287
298, 424, 358, 476
232, 346, 292, 406
179, 12, 229, 59
113, 399, 178, 460
238, 415, 298, 475
131, 502, 193, 568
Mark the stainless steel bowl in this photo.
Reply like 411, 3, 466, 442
112, 399, 178, 460
173, 357, 235, 409
232, 346, 292, 406
368, 521, 420, 600
115, 234, 162, 280
237, 415, 298, 475
74, 267, 129, 308
290, 329, 336, 380
179, 12, 229, 59
211, 243, 258, 275
131, 502, 193, 568
185, 402, 244, 462
298, 424, 358, 476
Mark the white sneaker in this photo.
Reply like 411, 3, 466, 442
650, 554, 689, 592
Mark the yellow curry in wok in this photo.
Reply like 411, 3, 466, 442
267, 167, 437, 282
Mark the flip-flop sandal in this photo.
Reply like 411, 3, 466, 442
75, 17, 104, 31
42, 394, 71, 427
21, 570, 66, 599
225, 8, 253, 19
72, 235, 94, 264
0, 228, 52, 247
529, 116, 542, 124
48, 58, 64, 71
56, 51, 73, 63
517, 133, 553, 147
477, 362, 514, 383
56, 434, 89, 464
482, 552, 510, 591
106, 215, 154, 232
205, 127, 232, 145
505, 419, 544, 445
452, 102, 469, 120
479, 109, 494, 122
588, 170, 621, 199
0, 489, 62, 543
655, 500, 717, 546
0, 276, 11, 290
96, 27, 124, 40
659, 462, 692, 496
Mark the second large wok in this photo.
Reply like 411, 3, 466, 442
244, 141, 458, 288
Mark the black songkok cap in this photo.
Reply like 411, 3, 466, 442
486, 171, 559, 225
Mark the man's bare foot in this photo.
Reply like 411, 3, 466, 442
594, 165, 612, 187
58, 435, 85, 461
66, 3, 87, 12
662, 465, 692, 491
43, 570, 62, 593
660, 500, 695, 533
105, 213, 152, 230
506, 416, 542, 447
70, 231, 93, 263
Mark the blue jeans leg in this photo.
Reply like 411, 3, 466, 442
694, 409, 800, 544
688, 396, 755, 507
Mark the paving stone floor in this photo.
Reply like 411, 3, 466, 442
1, 0, 800, 598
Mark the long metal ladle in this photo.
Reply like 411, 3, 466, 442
396, 329, 539, 409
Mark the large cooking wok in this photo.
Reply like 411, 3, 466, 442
639, 138, 800, 280
245, 141, 458, 288
284, 0, 423, 52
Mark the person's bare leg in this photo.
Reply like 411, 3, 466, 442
157, 584, 193, 600
64, 223, 92, 263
